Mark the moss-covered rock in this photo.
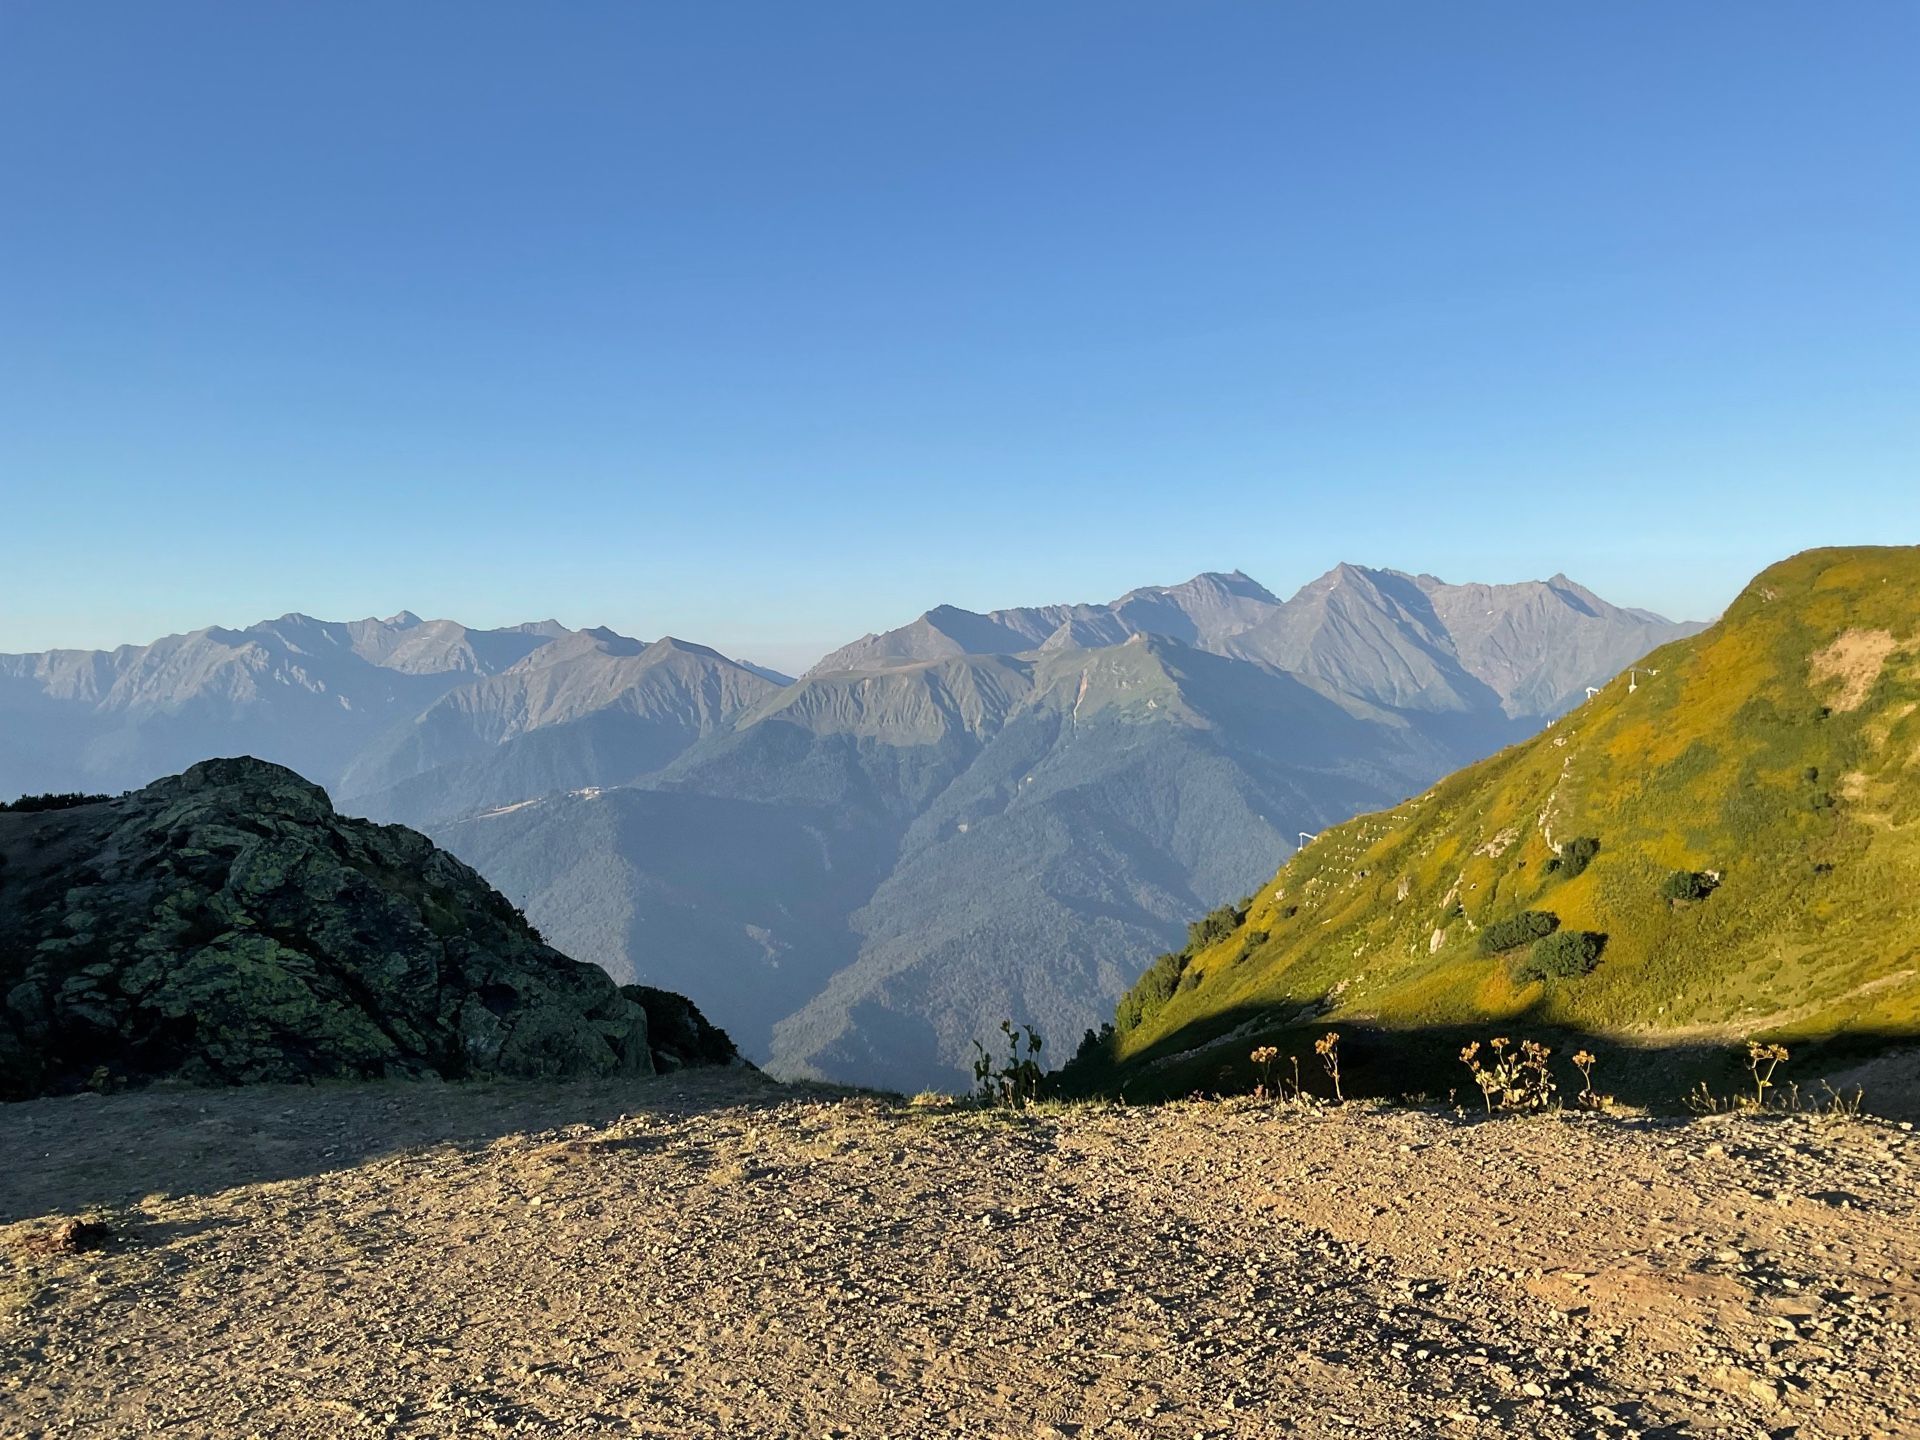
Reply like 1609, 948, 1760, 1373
0, 757, 737, 1098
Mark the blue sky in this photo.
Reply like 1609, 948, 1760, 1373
2, 4, 1915, 674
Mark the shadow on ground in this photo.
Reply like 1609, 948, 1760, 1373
1053, 1000, 1920, 1118
0, 1067, 827, 1224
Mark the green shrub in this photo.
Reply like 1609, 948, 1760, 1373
1187, 904, 1243, 951
1244, 928, 1269, 947
1553, 835, 1600, 879
1478, 910, 1559, 956
1660, 869, 1719, 903
1115, 950, 1189, 1033
1072, 1023, 1114, 1066
1517, 929, 1607, 981
970, 1021, 1044, 1108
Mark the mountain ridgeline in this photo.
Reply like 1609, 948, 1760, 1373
1, 565, 1701, 1090
1068, 547, 1920, 1103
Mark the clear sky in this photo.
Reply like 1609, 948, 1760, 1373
2, 4, 1915, 675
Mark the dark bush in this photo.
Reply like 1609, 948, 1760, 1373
1072, 1023, 1115, 1066
1556, 836, 1600, 879
1478, 910, 1560, 956
1660, 869, 1719, 903
1187, 904, 1243, 951
1244, 928, 1269, 948
1517, 930, 1607, 981
1115, 951, 1190, 1033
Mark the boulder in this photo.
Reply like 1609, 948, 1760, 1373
0, 757, 736, 1098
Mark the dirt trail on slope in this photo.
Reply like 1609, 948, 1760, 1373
3, 1072, 1916, 1439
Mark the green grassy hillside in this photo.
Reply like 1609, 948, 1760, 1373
1068, 547, 1920, 1101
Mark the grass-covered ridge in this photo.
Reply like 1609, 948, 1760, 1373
1073, 546, 1920, 1096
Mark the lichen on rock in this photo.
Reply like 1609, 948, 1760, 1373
0, 757, 735, 1097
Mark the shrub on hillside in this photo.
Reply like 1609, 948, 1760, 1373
1187, 904, 1243, 951
1477, 910, 1559, 956
1517, 929, 1607, 981
1545, 835, 1600, 879
1073, 1023, 1115, 1066
1660, 869, 1719, 903
1115, 950, 1189, 1033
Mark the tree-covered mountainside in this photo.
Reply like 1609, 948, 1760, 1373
0, 758, 737, 1098
1068, 547, 1920, 1101
462, 634, 1556, 1090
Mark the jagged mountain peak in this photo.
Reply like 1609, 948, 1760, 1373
807, 569, 1289, 676
803, 564, 1695, 727
646, 636, 732, 663
1128, 569, 1280, 604
1226, 563, 1700, 721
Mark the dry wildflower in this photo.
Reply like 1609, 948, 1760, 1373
1250, 1045, 1280, 1099
1747, 1040, 1789, 1108
1314, 1031, 1344, 1102
1571, 1049, 1600, 1109
1459, 1034, 1555, 1113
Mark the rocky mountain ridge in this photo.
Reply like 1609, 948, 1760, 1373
0, 612, 785, 811
810, 565, 1703, 724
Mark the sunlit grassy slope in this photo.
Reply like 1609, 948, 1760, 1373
1093, 547, 1920, 1086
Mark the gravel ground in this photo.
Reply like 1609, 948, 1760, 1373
3, 1071, 1915, 1439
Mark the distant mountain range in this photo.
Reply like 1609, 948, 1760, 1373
0, 613, 786, 812
0, 565, 1703, 1089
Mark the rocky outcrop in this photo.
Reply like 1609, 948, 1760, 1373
0, 757, 737, 1098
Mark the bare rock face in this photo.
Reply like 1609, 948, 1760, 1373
0, 757, 736, 1098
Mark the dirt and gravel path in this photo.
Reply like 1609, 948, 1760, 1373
3, 1072, 1915, 1439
